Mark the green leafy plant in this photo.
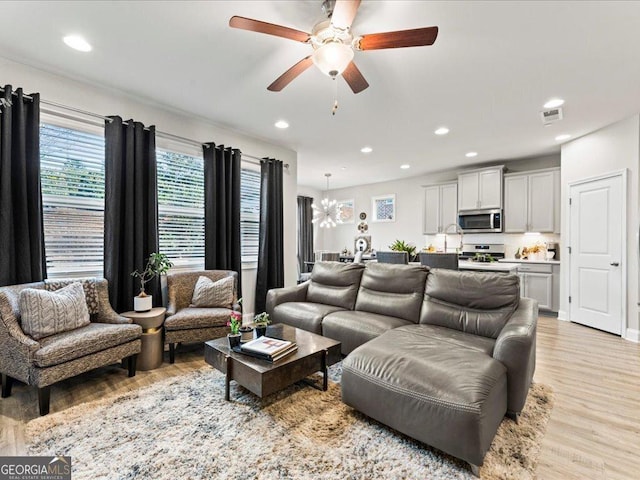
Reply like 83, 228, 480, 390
130, 253, 173, 296
254, 312, 271, 327
389, 239, 417, 259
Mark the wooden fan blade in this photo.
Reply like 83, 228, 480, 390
268, 56, 314, 92
342, 62, 369, 94
331, 0, 361, 30
229, 16, 310, 43
357, 26, 439, 50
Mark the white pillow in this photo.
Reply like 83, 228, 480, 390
20, 282, 90, 340
191, 275, 234, 308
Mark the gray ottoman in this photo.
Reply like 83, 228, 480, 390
341, 325, 507, 472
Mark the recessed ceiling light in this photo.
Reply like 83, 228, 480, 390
63, 35, 92, 52
360, 146, 373, 153
465, 151, 478, 158
555, 134, 571, 141
274, 120, 289, 129
544, 98, 564, 109
341, 166, 347, 170
434, 127, 449, 136
400, 164, 410, 169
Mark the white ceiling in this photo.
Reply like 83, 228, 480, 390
1, 1, 640, 189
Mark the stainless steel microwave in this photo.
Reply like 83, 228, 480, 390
458, 209, 503, 233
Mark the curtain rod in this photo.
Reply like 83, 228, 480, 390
3, 89, 289, 169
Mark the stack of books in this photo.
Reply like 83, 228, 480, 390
236, 336, 298, 362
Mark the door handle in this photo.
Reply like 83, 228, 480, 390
610, 262, 620, 266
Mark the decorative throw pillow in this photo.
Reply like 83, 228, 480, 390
191, 276, 234, 308
19, 282, 91, 340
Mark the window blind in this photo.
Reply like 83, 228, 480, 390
241, 168, 260, 263
40, 123, 105, 278
157, 149, 205, 271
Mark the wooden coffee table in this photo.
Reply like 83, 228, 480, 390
204, 324, 341, 400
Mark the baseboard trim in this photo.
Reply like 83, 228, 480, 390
557, 310, 568, 321
624, 328, 640, 343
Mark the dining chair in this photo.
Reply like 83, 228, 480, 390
419, 252, 459, 270
376, 251, 409, 264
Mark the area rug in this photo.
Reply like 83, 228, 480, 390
25, 365, 553, 480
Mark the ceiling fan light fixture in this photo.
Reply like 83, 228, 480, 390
312, 41, 354, 77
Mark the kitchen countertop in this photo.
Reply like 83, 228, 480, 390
499, 258, 560, 265
458, 260, 519, 272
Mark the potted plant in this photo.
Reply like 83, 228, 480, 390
389, 239, 418, 262
130, 253, 173, 312
235, 298, 253, 342
253, 312, 271, 338
227, 310, 242, 348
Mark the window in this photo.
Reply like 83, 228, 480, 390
40, 123, 260, 277
241, 168, 260, 263
40, 123, 105, 278
157, 149, 205, 271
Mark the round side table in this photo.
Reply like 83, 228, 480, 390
121, 307, 166, 371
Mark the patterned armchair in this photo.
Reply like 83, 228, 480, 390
165, 270, 238, 363
0, 278, 142, 415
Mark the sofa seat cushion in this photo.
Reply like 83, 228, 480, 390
164, 307, 231, 331
405, 324, 496, 356
272, 302, 345, 334
342, 326, 507, 466
322, 310, 412, 355
34, 323, 142, 368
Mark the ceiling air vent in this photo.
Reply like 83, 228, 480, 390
540, 107, 563, 125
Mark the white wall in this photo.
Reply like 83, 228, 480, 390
560, 115, 640, 339
318, 154, 560, 254
1, 57, 299, 316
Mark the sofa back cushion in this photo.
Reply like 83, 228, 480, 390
306, 262, 365, 310
20, 282, 91, 340
420, 269, 520, 338
355, 263, 428, 323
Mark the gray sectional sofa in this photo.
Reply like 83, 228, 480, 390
266, 261, 537, 473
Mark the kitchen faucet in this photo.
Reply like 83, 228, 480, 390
443, 223, 464, 253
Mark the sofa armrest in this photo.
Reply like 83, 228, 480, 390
266, 283, 309, 315
493, 297, 538, 415
93, 280, 132, 324
0, 296, 40, 383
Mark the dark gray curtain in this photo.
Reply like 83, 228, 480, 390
0, 85, 46, 287
297, 196, 314, 274
203, 143, 242, 297
255, 158, 284, 313
104, 116, 158, 313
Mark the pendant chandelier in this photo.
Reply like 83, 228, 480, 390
312, 173, 341, 228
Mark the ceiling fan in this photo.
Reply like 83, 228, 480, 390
229, 0, 439, 94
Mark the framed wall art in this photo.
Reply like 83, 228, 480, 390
371, 194, 396, 222
337, 199, 355, 224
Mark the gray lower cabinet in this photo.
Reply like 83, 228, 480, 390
517, 263, 559, 312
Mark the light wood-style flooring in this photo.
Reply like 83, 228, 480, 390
1, 318, 639, 479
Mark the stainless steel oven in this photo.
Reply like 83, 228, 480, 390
458, 209, 503, 233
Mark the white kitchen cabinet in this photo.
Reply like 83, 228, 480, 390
457, 166, 503, 211
423, 182, 458, 234
504, 168, 559, 233
517, 263, 559, 312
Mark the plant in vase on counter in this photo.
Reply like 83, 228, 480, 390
521, 242, 547, 261
389, 239, 417, 261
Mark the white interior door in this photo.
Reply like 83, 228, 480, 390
569, 174, 624, 335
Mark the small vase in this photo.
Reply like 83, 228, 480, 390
134, 294, 153, 312
227, 333, 241, 349
239, 326, 254, 343
255, 325, 267, 338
